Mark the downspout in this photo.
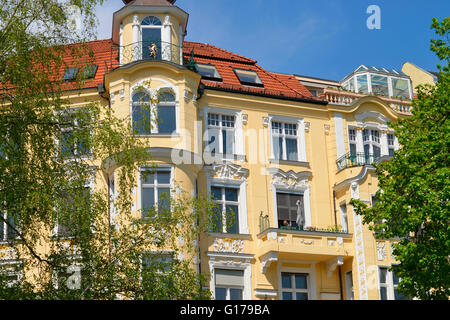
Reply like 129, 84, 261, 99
338, 265, 344, 300
98, 83, 112, 261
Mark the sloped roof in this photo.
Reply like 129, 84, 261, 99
122, 0, 176, 5
56, 38, 322, 103
183, 41, 319, 102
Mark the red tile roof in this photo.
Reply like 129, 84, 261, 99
183, 41, 320, 102
58, 39, 113, 92
58, 38, 323, 103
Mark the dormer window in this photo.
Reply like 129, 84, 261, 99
63, 68, 79, 81
141, 16, 162, 60
196, 64, 222, 81
80, 65, 98, 80
234, 69, 263, 87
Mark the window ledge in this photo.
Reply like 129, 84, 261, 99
269, 159, 310, 167
204, 153, 246, 163
134, 133, 180, 138
207, 232, 251, 240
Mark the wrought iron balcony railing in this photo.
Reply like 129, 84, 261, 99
110, 40, 195, 70
336, 152, 379, 171
258, 212, 348, 235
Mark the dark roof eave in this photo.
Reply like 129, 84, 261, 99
203, 85, 328, 105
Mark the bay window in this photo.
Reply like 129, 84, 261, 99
132, 90, 177, 135
363, 128, 381, 161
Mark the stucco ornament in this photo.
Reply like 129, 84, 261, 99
212, 238, 244, 254
377, 241, 386, 261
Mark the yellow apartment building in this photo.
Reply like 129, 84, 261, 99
1, 0, 417, 300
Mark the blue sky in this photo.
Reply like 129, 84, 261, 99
96, 0, 450, 81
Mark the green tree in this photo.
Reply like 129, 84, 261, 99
350, 17, 450, 300
0, 0, 213, 299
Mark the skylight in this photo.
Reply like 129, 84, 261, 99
81, 65, 98, 80
234, 69, 263, 87
63, 67, 79, 81
196, 64, 222, 81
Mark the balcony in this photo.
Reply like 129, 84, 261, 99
336, 152, 381, 171
319, 87, 413, 115
109, 40, 195, 70
257, 215, 353, 271
259, 213, 348, 235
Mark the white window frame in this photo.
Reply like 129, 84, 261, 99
0, 210, 18, 243
213, 268, 245, 300
269, 115, 306, 163
138, 165, 174, 218
203, 107, 244, 160
130, 83, 179, 137
277, 263, 317, 300
210, 185, 240, 234
339, 202, 349, 233
348, 128, 357, 155
207, 113, 236, 156
208, 253, 252, 300
139, 16, 162, 60
53, 173, 95, 238
57, 107, 93, 159
0, 260, 23, 288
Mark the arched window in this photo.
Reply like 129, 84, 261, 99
141, 16, 162, 60
156, 90, 176, 134
132, 92, 151, 135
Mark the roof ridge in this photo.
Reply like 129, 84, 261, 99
184, 41, 256, 64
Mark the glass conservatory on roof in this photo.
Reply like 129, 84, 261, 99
341, 65, 412, 100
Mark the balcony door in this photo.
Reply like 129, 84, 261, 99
141, 16, 162, 60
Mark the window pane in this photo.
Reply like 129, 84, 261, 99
282, 292, 292, 300
230, 288, 243, 300
286, 138, 298, 161
272, 136, 283, 160
350, 143, 357, 155
157, 105, 176, 134
0, 216, 4, 240
296, 292, 308, 300
141, 172, 155, 185
157, 188, 171, 211
357, 75, 368, 93
61, 131, 74, 156
380, 287, 387, 300
211, 187, 222, 201
206, 128, 220, 154
225, 188, 238, 202
215, 287, 227, 300
226, 205, 239, 234
371, 75, 389, 96
379, 268, 387, 283
132, 105, 151, 135
211, 206, 223, 233
222, 129, 234, 154
392, 78, 410, 99
295, 274, 308, 289
6, 214, 16, 240
157, 171, 171, 184
373, 146, 381, 158
281, 273, 292, 288
276, 193, 288, 207
142, 28, 161, 60
394, 289, 409, 300
158, 92, 175, 103
142, 187, 155, 217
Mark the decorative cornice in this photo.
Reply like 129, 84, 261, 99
267, 168, 311, 191
206, 162, 249, 181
